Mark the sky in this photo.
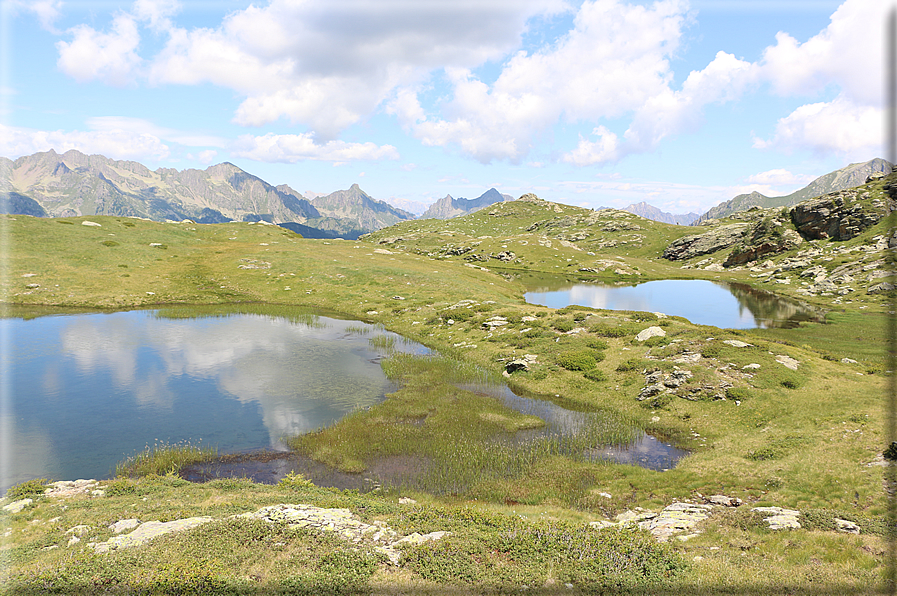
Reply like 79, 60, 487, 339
0, 0, 890, 216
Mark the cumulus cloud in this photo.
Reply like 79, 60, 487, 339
231, 133, 400, 163
144, 0, 567, 138
56, 13, 142, 86
0, 124, 170, 160
394, 0, 693, 163
760, 0, 883, 105
85, 116, 227, 147
753, 96, 881, 158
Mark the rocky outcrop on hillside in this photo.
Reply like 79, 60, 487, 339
661, 224, 750, 260
790, 188, 889, 241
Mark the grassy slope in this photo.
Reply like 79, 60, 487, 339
1, 200, 891, 594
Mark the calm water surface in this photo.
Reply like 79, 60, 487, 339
525, 278, 823, 328
2, 308, 425, 491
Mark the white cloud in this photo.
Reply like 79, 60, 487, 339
745, 168, 813, 187
56, 13, 142, 86
759, 0, 884, 105
0, 124, 170, 161
143, 0, 568, 138
132, 0, 181, 32
7, 0, 63, 33
752, 95, 882, 158
394, 0, 692, 163
563, 127, 622, 166
85, 116, 227, 147
231, 133, 400, 163
195, 149, 218, 164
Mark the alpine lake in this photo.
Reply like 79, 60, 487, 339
4, 278, 817, 493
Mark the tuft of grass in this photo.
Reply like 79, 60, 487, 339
115, 440, 217, 478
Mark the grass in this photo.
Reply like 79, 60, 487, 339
1, 190, 893, 593
114, 440, 218, 478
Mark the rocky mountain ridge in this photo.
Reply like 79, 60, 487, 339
419, 188, 510, 220
695, 158, 892, 223
0, 150, 414, 239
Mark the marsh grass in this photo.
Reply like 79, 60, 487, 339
115, 440, 217, 478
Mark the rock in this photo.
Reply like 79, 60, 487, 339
635, 326, 666, 342
834, 518, 860, 534
81, 221, 102, 227
742, 363, 761, 370
662, 224, 750, 261
775, 355, 800, 370
109, 519, 140, 533
868, 282, 895, 294
505, 359, 529, 373
704, 263, 725, 272
752, 507, 801, 530
398, 497, 417, 505
92, 517, 214, 554
392, 530, 451, 546
644, 502, 714, 542
791, 192, 887, 241
491, 251, 516, 262
722, 340, 751, 348
3, 498, 33, 514
841, 358, 858, 364
638, 383, 666, 400
706, 495, 743, 507
483, 316, 508, 328
373, 248, 393, 254
45, 479, 98, 498
66, 525, 91, 537
724, 227, 803, 267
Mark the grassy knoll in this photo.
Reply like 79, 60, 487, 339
1, 205, 892, 594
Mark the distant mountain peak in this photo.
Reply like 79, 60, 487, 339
420, 188, 508, 220
623, 202, 700, 226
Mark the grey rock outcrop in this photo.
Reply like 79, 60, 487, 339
662, 224, 750, 260
790, 191, 887, 241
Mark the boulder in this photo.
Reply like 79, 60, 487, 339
635, 326, 666, 342
834, 518, 860, 534
3, 498, 33, 514
505, 359, 529, 373
868, 282, 895, 294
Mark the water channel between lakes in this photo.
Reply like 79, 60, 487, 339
4, 305, 686, 493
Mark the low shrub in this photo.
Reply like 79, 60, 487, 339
552, 319, 575, 332
631, 312, 658, 322
591, 325, 628, 338
278, 471, 316, 490
616, 358, 646, 372
583, 369, 607, 382
556, 350, 597, 371
586, 339, 608, 350
6, 478, 49, 500
725, 387, 752, 401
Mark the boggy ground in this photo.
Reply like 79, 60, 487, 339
0, 183, 893, 594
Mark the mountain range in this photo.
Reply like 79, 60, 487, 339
694, 158, 892, 223
0, 150, 412, 240
419, 188, 513, 219
622, 202, 700, 226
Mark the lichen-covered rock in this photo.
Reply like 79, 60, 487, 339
635, 326, 666, 342
662, 224, 750, 261
92, 517, 213, 554
752, 507, 801, 530
3, 498, 33, 514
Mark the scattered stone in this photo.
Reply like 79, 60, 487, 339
752, 507, 801, 530
66, 525, 91, 538
398, 497, 417, 505
373, 248, 393, 254
723, 340, 752, 348
21, 273, 37, 277
644, 502, 713, 542
834, 519, 860, 534
81, 221, 102, 227
841, 358, 858, 364
391, 295, 405, 300
635, 326, 666, 342
109, 519, 140, 534
775, 355, 800, 370
483, 316, 508, 328
3, 498, 33, 514
92, 517, 213, 554
661, 224, 750, 261
742, 363, 761, 370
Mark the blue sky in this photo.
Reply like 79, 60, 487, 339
0, 0, 888, 215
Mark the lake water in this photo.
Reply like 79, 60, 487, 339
1, 307, 426, 492
524, 278, 823, 328
3, 307, 688, 493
